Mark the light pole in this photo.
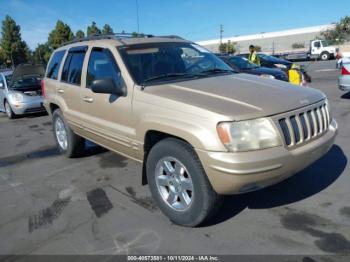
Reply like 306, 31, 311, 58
136, 0, 140, 34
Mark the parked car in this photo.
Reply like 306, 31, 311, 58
43, 35, 337, 227
0, 64, 46, 119
238, 53, 312, 84
339, 59, 350, 92
216, 54, 288, 82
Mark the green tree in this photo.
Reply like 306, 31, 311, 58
219, 40, 236, 54
0, 15, 30, 67
292, 43, 305, 49
131, 32, 145, 37
48, 20, 74, 49
87, 22, 101, 36
322, 16, 350, 44
0, 48, 5, 68
254, 45, 262, 52
33, 43, 52, 65
102, 24, 114, 35
75, 30, 85, 39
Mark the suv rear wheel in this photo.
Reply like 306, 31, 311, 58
52, 109, 85, 157
146, 138, 222, 227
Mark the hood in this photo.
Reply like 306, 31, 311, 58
325, 46, 336, 53
243, 66, 286, 76
260, 55, 292, 65
144, 74, 325, 121
11, 64, 45, 81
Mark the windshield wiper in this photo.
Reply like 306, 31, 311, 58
141, 73, 198, 89
199, 68, 234, 75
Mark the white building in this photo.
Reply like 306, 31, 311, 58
196, 24, 336, 53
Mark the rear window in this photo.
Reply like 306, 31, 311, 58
46, 50, 65, 80
61, 50, 86, 85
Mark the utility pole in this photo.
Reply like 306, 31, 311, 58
136, 0, 140, 34
220, 24, 224, 44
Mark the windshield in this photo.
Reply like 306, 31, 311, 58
228, 56, 258, 69
257, 54, 271, 59
118, 42, 233, 85
321, 40, 329, 47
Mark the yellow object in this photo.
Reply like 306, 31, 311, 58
288, 68, 301, 85
248, 51, 260, 66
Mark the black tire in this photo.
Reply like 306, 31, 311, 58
320, 52, 330, 61
52, 109, 85, 158
146, 137, 222, 227
4, 101, 16, 119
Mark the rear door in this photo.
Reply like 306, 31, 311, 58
79, 46, 136, 158
58, 46, 87, 130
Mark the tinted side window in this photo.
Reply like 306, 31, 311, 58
46, 50, 65, 80
86, 48, 122, 88
61, 51, 86, 85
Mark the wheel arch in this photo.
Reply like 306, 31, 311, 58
48, 103, 60, 114
141, 130, 194, 186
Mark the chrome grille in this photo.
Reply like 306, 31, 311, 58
278, 103, 330, 147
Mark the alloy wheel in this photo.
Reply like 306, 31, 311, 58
55, 117, 68, 150
155, 156, 194, 211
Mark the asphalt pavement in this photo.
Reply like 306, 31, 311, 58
0, 60, 349, 256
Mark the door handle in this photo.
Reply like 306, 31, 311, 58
57, 89, 64, 94
83, 96, 94, 103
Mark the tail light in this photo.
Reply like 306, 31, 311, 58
342, 66, 350, 75
41, 80, 46, 98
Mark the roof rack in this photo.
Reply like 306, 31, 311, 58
59, 33, 185, 47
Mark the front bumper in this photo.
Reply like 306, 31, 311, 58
338, 76, 350, 91
10, 96, 46, 115
196, 119, 338, 195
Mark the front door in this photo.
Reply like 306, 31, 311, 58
79, 46, 137, 159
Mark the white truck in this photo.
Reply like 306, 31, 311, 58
275, 40, 337, 61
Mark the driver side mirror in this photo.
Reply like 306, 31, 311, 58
91, 78, 127, 97
0, 82, 4, 89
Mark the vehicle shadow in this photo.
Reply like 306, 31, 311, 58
204, 145, 347, 226
84, 140, 108, 157
341, 92, 350, 99
14, 111, 48, 119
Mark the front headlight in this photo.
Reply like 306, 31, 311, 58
260, 74, 275, 79
274, 64, 287, 69
9, 92, 24, 102
217, 118, 282, 152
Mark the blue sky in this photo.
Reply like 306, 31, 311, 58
1, 0, 349, 49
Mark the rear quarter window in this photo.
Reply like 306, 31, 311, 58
46, 50, 66, 80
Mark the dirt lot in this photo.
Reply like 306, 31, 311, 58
0, 60, 349, 255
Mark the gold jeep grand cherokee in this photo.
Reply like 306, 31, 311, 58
43, 34, 337, 227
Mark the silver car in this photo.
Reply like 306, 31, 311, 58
0, 64, 46, 119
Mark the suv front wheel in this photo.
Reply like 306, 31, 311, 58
52, 109, 85, 158
146, 138, 222, 227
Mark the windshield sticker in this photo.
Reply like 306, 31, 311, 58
191, 44, 210, 53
